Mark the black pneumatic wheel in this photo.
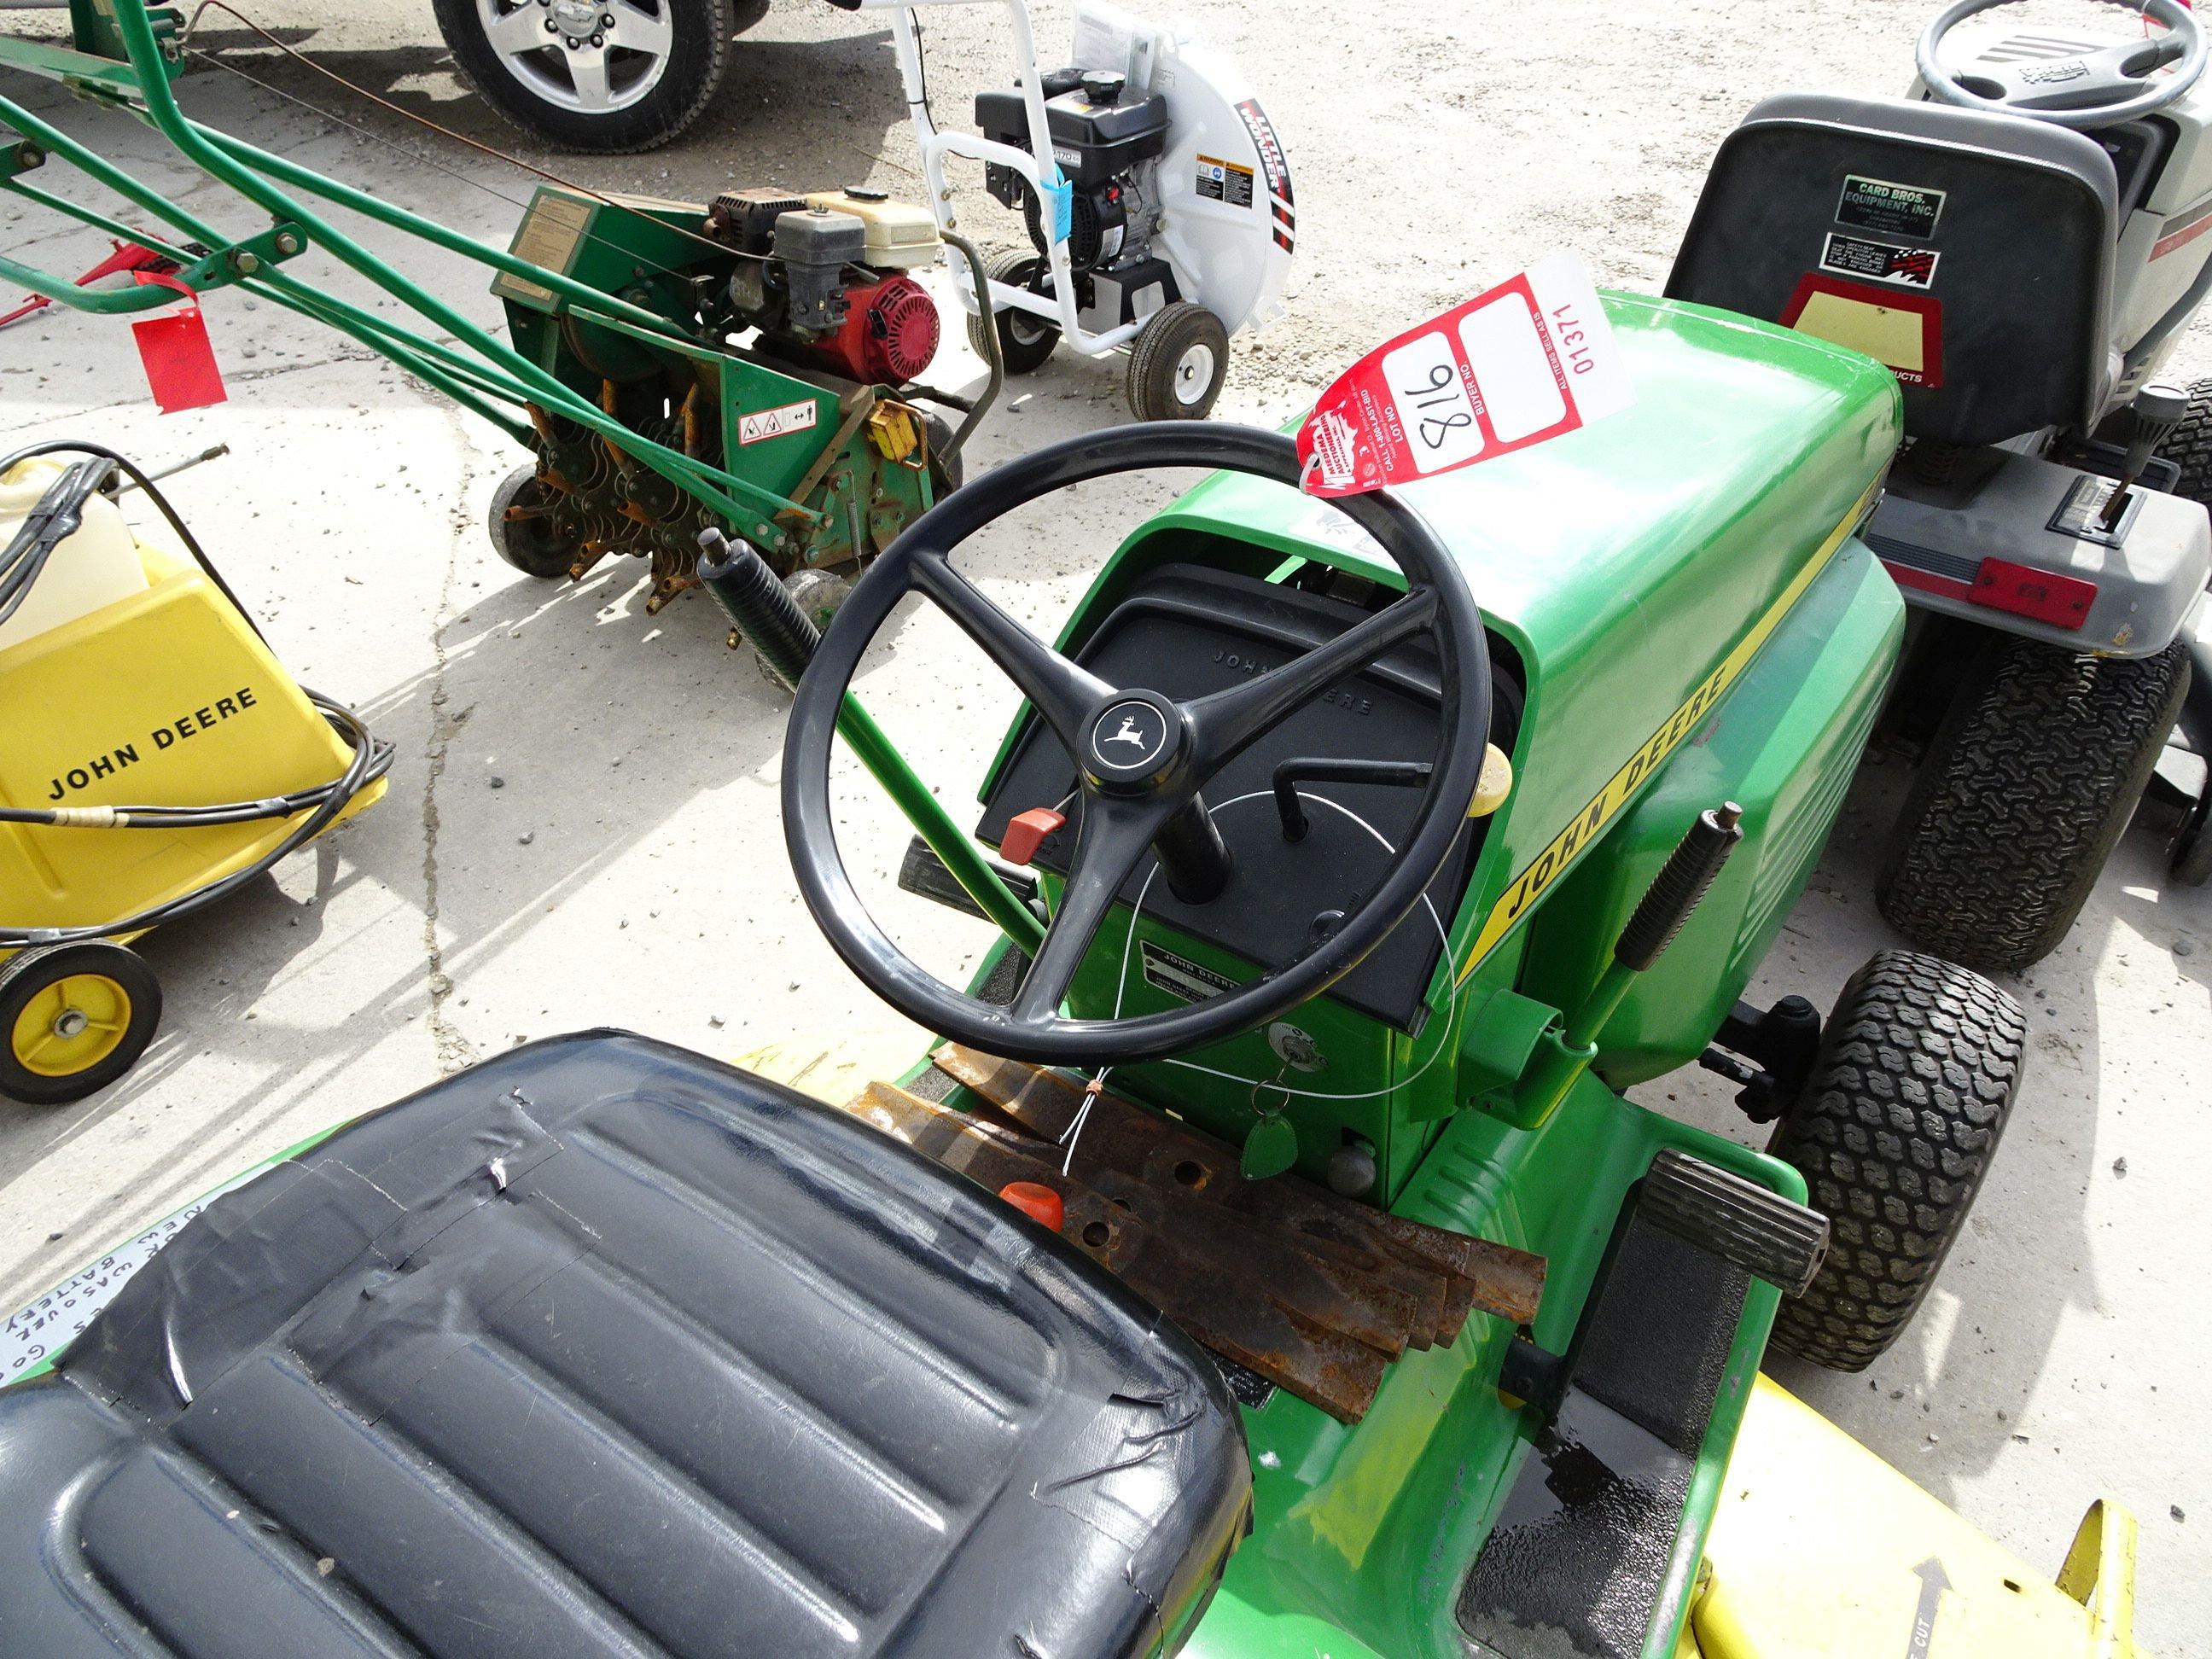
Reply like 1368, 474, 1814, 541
1126, 302, 1231, 422
968, 252, 1060, 376
2154, 376, 2212, 505
1, 943, 163, 1107
923, 411, 964, 497
1767, 951, 2024, 1372
1878, 633, 2191, 972
488, 463, 580, 580
431, 0, 734, 154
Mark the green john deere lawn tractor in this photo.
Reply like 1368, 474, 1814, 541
5, 296, 2153, 1658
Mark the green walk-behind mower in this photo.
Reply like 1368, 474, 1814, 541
0, 0, 996, 636
2, 298, 2158, 1656
1667, 0, 2212, 972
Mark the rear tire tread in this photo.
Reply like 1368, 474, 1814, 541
1877, 634, 2189, 972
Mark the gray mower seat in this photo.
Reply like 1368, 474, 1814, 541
1667, 92, 2119, 446
0, 1033, 1251, 1658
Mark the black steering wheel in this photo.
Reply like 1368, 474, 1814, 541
1918, 0, 2205, 129
782, 423, 1493, 1068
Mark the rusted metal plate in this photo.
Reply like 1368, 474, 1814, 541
843, 1084, 1384, 1420
931, 1045, 1546, 1329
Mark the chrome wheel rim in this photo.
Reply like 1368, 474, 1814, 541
474, 0, 673, 115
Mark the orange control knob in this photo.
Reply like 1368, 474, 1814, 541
999, 807, 1067, 867
998, 1180, 1064, 1232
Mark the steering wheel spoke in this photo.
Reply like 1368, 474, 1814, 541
1185, 586, 1438, 774
1011, 792, 1181, 1021
911, 547, 1116, 753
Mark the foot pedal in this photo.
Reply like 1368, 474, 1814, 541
898, 835, 1038, 922
1639, 1149, 1827, 1297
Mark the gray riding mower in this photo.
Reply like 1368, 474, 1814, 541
1668, 0, 2212, 972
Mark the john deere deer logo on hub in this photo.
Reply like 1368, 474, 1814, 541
44, 684, 261, 800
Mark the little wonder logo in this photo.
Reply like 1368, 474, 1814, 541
44, 684, 262, 800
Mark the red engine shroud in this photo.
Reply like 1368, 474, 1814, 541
809, 273, 940, 385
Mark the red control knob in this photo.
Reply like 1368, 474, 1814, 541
997, 1180, 1064, 1232
999, 807, 1067, 867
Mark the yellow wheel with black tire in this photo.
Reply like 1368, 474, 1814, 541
0, 943, 161, 1106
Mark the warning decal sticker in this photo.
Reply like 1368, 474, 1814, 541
1836, 175, 1945, 240
1196, 154, 1256, 210
738, 399, 818, 445
1819, 232, 1939, 289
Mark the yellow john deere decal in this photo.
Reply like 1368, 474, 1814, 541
1456, 480, 1881, 983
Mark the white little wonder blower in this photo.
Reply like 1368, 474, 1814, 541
835, 0, 1295, 420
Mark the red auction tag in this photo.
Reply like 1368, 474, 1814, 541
128, 271, 227, 414
1298, 254, 1633, 497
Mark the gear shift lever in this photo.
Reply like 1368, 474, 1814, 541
2103, 381, 2192, 528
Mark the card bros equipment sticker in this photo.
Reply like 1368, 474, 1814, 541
1835, 175, 1945, 240
1297, 254, 1634, 498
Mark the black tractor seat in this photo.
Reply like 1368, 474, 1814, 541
0, 1033, 1252, 1658
1668, 91, 2121, 446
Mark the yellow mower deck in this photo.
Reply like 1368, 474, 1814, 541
1689, 1377, 2140, 1658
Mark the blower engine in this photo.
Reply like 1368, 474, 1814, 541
707, 190, 943, 386
977, 68, 1176, 311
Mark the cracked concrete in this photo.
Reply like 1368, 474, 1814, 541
1, 0, 2208, 1644
417, 405, 482, 1077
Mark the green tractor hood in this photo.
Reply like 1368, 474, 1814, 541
1094, 294, 1901, 985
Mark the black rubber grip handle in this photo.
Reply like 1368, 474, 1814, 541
696, 528, 818, 689
1615, 803, 1743, 971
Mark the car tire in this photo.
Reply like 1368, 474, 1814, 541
432, 0, 734, 154
1877, 632, 2190, 972
1767, 950, 2024, 1372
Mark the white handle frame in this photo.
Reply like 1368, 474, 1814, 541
855, 0, 1147, 357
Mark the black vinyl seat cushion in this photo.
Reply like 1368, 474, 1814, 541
0, 1033, 1252, 1658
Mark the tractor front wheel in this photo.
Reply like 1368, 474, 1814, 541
488, 464, 581, 580
1767, 950, 2024, 1372
1, 943, 162, 1106
1877, 632, 2189, 972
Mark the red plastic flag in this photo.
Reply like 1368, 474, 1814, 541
1297, 254, 1633, 497
128, 271, 226, 414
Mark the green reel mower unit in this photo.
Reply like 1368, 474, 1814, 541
0, 0, 995, 620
